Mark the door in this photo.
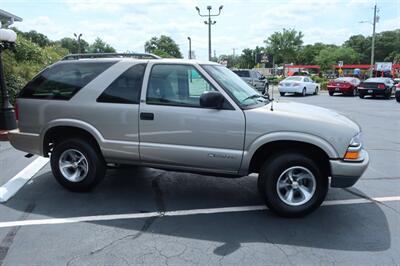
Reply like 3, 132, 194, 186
253, 71, 265, 91
139, 63, 246, 174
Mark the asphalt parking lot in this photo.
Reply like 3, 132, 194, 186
0, 91, 399, 265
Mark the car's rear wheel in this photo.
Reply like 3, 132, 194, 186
257, 152, 328, 217
359, 93, 365, 99
302, 88, 306, 96
280, 92, 285, 96
352, 88, 358, 96
50, 138, 106, 192
328, 91, 334, 96
313, 87, 319, 95
396, 91, 400, 102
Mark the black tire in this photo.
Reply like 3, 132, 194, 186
313, 87, 319, 95
396, 91, 400, 102
50, 138, 106, 192
302, 88, 306, 96
328, 91, 334, 96
359, 93, 365, 99
384, 89, 392, 99
257, 152, 328, 217
280, 92, 285, 96
352, 88, 358, 96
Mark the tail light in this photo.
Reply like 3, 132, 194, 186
377, 84, 385, 89
14, 102, 19, 121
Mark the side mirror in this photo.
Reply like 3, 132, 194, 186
200, 91, 224, 109
259, 75, 265, 80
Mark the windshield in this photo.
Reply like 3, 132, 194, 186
202, 65, 267, 108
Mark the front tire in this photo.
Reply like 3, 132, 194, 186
257, 152, 328, 217
50, 138, 106, 192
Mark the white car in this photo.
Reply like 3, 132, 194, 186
278, 76, 319, 96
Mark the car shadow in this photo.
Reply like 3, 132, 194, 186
3, 167, 391, 254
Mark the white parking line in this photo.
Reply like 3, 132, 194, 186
0, 196, 399, 229
0, 157, 49, 203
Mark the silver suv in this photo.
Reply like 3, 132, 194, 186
232, 69, 268, 94
9, 54, 369, 217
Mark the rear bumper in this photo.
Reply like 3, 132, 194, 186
8, 129, 43, 156
358, 88, 388, 95
330, 149, 369, 188
327, 86, 353, 93
278, 86, 303, 93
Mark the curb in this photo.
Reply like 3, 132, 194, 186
0, 131, 8, 141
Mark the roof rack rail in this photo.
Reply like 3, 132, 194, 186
62, 53, 161, 60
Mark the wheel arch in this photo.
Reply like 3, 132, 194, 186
42, 119, 104, 157
241, 133, 338, 176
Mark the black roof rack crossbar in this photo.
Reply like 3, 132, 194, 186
62, 53, 161, 60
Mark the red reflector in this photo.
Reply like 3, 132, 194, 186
377, 84, 385, 89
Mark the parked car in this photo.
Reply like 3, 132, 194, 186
327, 77, 361, 96
9, 54, 369, 217
232, 69, 269, 94
278, 76, 319, 96
395, 83, 400, 102
358, 77, 395, 99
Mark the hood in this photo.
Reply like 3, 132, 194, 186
244, 100, 361, 157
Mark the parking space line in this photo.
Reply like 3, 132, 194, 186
0, 157, 49, 203
0, 196, 399, 229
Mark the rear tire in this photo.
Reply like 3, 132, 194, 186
257, 152, 328, 217
280, 92, 285, 96
313, 87, 319, 95
359, 93, 365, 99
328, 91, 334, 96
302, 88, 306, 96
50, 138, 106, 192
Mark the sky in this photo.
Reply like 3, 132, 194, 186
1, 0, 399, 60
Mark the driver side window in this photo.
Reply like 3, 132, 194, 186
147, 64, 216, 107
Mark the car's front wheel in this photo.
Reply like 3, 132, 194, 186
50, 138, 106, 192
257, 152, 328, 217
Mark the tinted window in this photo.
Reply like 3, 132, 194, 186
233, 70, 250, 77
19, 61, 115, 100
97, 64, 146, 104
147, 64, 216, 107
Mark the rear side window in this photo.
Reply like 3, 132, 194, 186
97, 64, 146, 104
19, 61, 116, 100
233, 70, 250, 77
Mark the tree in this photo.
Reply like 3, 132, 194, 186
343, 35, 371, 64
264, 28, 304, 65
88, 37, 116, 53
315, 47, 360, 71
238, 48, 255, 69
144, 35, 182, 58
57, 37, 89, 54
296, 43, 335, 65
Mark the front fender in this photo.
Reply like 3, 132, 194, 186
239, 131, 339, 174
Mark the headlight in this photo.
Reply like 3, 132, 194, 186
344, 132, 363, 161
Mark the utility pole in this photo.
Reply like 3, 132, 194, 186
195, 5, 223, 61
370, 4, 377, 77
74, 33, 82, 54
187, 37, 192, 59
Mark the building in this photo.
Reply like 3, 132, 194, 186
0, 9, 23, 28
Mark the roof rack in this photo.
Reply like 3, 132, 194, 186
62, 53, 161, 60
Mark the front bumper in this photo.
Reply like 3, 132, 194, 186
330, 149, 369, 188
8, 129, 43, 156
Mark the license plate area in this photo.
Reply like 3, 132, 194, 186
368, 89, 373, 93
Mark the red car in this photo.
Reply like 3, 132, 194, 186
327, 77, 361, 96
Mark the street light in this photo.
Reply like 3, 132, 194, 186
187, 37, 192, 59
0, 28, 17, 130
195, 5, 223, 61
359, 4, 379, 77
74, 33, 82, 54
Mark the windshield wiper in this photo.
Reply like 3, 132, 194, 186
242, 94, 270, 103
